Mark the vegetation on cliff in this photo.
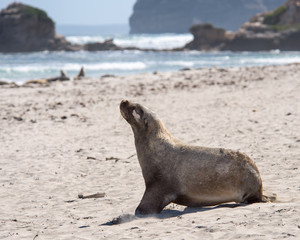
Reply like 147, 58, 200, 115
263, 0, 300, 31
270, 23, 300, 31
19, 4, 54, 24
263, 6, 287, 25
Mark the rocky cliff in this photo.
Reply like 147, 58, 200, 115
183, 0, 300, 51
0, 3, 78, 52
0, 3, 124, 53
129, 0, 285, 34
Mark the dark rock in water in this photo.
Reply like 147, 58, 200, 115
129, 0, 285, 33
0, 3, 79, 52
184, 24, 234, 51
83, 39, 122, 51
184, 0, 300, 51
221, 13, 282, 51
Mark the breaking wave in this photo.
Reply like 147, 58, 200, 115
1, 34, 300, 83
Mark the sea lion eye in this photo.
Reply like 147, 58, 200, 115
144, 118, 148, 129
139, 109, 148, 128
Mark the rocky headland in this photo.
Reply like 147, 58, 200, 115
0, 3, 124, 53
183, 0, 300, 51
129, 0, 285, 33
0, 3, 76, 52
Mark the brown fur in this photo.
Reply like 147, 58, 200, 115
120, 100, 264, 215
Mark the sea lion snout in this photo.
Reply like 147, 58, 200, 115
120, 99, 129, 107
120, 100, 130, 113
120, 100, 149, 131
120, 100, 140, 123
120, 100, 131, 121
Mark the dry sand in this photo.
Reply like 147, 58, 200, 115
0, 63, 299, 239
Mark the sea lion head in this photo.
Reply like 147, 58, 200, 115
120, 100, 161, 136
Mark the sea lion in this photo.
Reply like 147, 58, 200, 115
24, 70, 70, 85
74, 67, 85, 80
46, 70, 70, 82
120, 100, 265, 215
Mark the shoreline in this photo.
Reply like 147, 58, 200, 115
2, 50, 300, 85
1, 61, 300, 87
1, 63, 299, 239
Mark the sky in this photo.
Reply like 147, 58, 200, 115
0, 0, 136, 25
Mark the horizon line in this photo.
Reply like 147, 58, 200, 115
57, 23, 129, 27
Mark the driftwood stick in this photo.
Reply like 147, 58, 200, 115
78, 193, 106, 199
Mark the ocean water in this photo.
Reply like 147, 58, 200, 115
1, 33, 300, 84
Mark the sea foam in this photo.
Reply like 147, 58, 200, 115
1, 33, 300, 83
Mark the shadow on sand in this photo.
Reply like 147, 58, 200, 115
101, 203, 246, 226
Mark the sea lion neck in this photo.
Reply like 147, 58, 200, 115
133, 126, 177, 164
132, 122, 174, 145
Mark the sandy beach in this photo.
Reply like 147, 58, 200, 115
0, 63, 299, 239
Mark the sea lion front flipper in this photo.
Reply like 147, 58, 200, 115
135, 186, 175, 215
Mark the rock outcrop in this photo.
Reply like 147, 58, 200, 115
0, 3, 125, 53
83, 39, 123, 51
0, 3, 80, 52
129, 0, 285, 34
183, 0, 300, 51
183, 24, 234, 51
